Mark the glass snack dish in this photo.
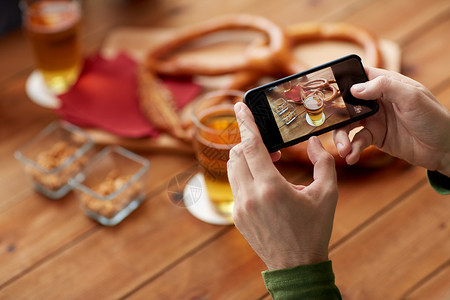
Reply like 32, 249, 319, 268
14, 121, 94, 199
69, 146, 149, 226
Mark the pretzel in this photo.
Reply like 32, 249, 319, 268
145, 14, 291, 76
140, 14, 291, 138
137, 17, 391, 167
301, 78, 340, 102
284, 22, 383, 73
302, 78, 328, 89
322, 84, 339, 102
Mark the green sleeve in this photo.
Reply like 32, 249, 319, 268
262, 260, 342, 300
427, 170, 450, 195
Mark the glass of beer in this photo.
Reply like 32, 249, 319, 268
304, 90, 325, 126
191, 90, 243, 217
22, 0, 82, 94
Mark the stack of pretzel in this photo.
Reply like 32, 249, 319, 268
138, 14, 393, 167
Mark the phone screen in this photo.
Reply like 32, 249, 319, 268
244, 55, 378, 152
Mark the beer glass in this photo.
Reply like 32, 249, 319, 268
192, 90, 243, 216
304, 90, 325, 126
22, 0, 82, 94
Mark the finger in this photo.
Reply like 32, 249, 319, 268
234, 102, 278, 178
345, 127, 374, 165
269, 151, 282, 162
364, 66, 398, 81
307, 136, 337, 186
333, 120, 369, 158
364, 67, 422, 88
351, 73, 422, 107
364, 66, 438, 102
333, 125, 352, 158
227, 143, 253, 196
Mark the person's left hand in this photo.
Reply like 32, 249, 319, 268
227, 102, 338, 270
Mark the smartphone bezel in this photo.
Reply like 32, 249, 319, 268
243, 54, 379, 152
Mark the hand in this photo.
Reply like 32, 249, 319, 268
227, 102, 338, 271
333, 67, 450, 176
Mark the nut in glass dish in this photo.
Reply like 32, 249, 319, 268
14, 121, 94, 199
69, 146, 149, 226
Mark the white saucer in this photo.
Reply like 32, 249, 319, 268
183, 173, 234, 226
25, 70, 61, 109
306, 113, 325, 127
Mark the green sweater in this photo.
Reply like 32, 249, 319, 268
263, 261, 341, 299
427, 170, 450, 195
262, 171, 449, 299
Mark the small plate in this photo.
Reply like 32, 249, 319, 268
306, 113, 325, 127
26, 70, 61, 109
183, 173, 234, 226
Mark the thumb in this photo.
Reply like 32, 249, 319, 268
350, 75, 418, 108
307, 136, 337, 186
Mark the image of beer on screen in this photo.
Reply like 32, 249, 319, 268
265, 67, 351, 143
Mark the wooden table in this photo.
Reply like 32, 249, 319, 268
1, 0, 449, 299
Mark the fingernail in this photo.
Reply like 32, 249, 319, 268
352, 83, 366, 93
234, 102, 243, 114
336, 143, 344, 157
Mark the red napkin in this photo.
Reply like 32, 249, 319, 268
283, 85, 302, 102
57, 53, 202, 138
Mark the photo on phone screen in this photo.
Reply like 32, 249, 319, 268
244, 55, 378, 152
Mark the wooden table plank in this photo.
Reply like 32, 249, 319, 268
1, 1, 449, 299
126, 228, 267, 300
0, 77, 58, 208
109, 163, 426, 299
331, 183, 450, 299
0, 154, 194, 288
261, 294, 272, 300
403, 262, 450, 300
136, 0, 367, 27
0, 29, 34, 82
0, 191, 228, 299
0, 192, 95, 288
331, 163, 426, 245
435, 81, 450, 110
0, 76, 56, 140
401, 16, 450, 89
0, 157, 308, 298
337, 0, 450, 45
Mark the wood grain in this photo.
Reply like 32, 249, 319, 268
0, 192, 227, 299
0, 0, 449, 299
403, 262, 450, 300
0, 154, 194, 288
331, 184, 450, 300
339, 0, 450, 44
330, 163, 426, 245
127, 229, 267, 300
401, 15, 450, 89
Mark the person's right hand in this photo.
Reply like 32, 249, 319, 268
333, 67, 450, 177
228, 102, 338, 271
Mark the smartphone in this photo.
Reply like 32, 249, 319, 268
243, 54, 378, 152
